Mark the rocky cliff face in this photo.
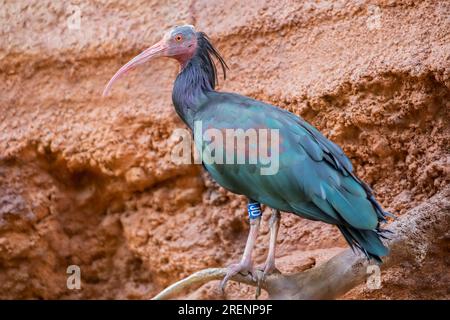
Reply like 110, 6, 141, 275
0, 0, 448, 299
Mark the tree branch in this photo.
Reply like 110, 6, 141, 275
152, 268, 259, 300
151, 186, 450, 300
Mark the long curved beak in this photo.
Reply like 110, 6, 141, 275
102, 39, 168, 97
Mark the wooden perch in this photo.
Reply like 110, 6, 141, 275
152, 187, 450, 300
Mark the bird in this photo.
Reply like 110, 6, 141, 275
103, 25, 392, 292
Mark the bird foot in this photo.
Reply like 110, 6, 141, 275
220, 261, 255, 293
254, 262, 281, 298
258, 263, 281, 279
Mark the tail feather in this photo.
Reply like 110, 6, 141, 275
351, 173, 396, 222
338, 225, 389, 263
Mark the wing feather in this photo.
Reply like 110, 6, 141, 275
196, 92, 387, 233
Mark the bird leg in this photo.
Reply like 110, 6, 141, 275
260, 209, 281, 277
220, 202, 262, 292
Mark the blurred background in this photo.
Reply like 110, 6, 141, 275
0, 0, 448, 299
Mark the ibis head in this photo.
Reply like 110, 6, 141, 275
103, 25, 198, 96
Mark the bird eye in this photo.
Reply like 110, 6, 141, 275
175, 34, 183, 42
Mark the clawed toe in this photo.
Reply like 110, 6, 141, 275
254, 263, 281, 298
258, 263, 280, 280
220, 262, 255, 293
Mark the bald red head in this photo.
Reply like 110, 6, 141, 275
103, 25, 198, 96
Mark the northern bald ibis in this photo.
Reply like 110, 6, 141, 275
103, 25, 391, 292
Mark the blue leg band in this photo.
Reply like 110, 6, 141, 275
248, 202, 262, 219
